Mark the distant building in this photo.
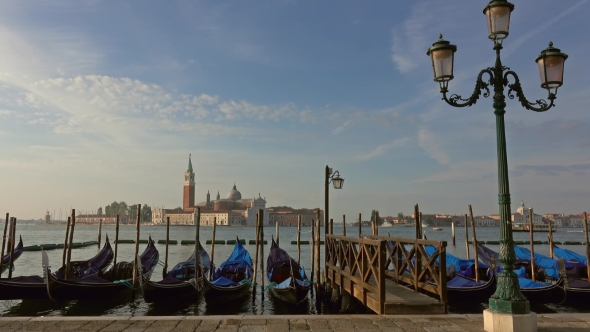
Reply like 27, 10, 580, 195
75, 214, 117, 224
152, 155, 270, 226
268, 207, 324, 227
511, 201, 543, 224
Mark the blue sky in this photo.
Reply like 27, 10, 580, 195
1, 0, 589, 221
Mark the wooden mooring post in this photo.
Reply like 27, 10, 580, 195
297, 215, 301, 263
62, 217, 71, 267
131, 204, 141, 300
529, 208, 536, 281
0, 213, 8, 278
210, 217, 217, 278
8, 217, 16, 279
343, 215, 346, 236
451, 222, 455, 246
468, 205, 480, 282
114, 215, 120, 265
65, 210, 76, 279
310, 218, 315, 283
259, 209, 265, 291
252, 214, 260, 290
464, 214, 470, 260
583, 212, 589, 280
97, 219, 102, 247
194, 207, 201, 289
358, 213, 362, 237
163, 216, 170, 278
315, 216, 321, 290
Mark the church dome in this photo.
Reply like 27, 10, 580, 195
516, 201, 527, 215
227, 183, 242, 200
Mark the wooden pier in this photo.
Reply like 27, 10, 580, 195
325, 234, 447, 315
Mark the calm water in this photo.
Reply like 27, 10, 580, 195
1, 224, 588, 316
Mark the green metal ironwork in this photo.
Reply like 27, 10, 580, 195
430, 40, 561, 315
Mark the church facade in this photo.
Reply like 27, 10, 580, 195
152, 155, 269, 226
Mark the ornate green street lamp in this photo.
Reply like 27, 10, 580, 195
427, 0, 567, 319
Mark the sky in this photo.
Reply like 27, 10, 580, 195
1, 0, 589, 221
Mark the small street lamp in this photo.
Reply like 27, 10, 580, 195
324, 166, 344, 285
427, 1, 567, 330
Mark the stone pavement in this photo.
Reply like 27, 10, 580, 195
0, 314, 588, 331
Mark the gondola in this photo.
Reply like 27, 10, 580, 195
0, 236, 114, 300
0, 236, 24, 275
142, 241, 210, 303
446, 272, 497, 306
45, 237, 158, 301
266, 238, 310, 305
204, 237, 253, 303
551, 245, 590, 306
423, 245, 496, 305
476, 243, 566, 305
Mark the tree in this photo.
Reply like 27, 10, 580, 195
128, 204, 138, 223
398, 212, 404, 221
97, 207, 103, 216
142, 204, 152, 223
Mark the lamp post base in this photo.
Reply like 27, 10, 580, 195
484, 309, 537, 332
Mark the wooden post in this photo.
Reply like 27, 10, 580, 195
65, 209, 76, 279
329, 219, 333, 237
414, 205, 420, 239
114, 215, 120, 266
194, 207, 201, 288
358, 213, 361, 237
418, 212, 422, 239
343, 215, 346, 236
297, 215, 301, 263
97, 219, 102, 247
464, 214, 470, 260
548, 219, 554, 259
259, 209, 265, 290
451, 221, 455, 247
8, 218, 16, 279
210, 217, 217, 277
468, 205, 480, 282
253, 214, 260, 288
0, 213, 8, 278
376, 211, 380, 236
163, 216, 170, 278
583, 212, 590, 281
276, 221, 279, 246
310, 218, 315, 283
529, 208, 536, 281
316, 216, 321, 290
131, 204, 141, 300
62, 217, 71, 267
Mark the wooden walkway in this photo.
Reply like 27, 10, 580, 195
325, 234, 447, 315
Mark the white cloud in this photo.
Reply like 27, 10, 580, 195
418, 126, 450, 165
355, 138, 410, 162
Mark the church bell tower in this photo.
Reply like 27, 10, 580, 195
183, 154, 195, 212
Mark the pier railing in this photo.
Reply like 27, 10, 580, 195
325, 234, 447, 314
366, 235, 447, 304
325, 234, 386, 314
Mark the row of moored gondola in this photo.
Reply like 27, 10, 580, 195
0, 235, 311, 305
421, 241, 590, 308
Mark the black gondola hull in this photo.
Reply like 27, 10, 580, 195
447, 274, 496, 306
0, 278, 48, 300
521, 277, 566, 305
203, 278, 251, 303
142, 278, 201, 303
269, 282, 310, 305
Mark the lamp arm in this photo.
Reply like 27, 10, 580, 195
504, 70, 555, 112
441, 69, 494, 108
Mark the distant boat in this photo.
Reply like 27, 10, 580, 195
432, 227, 443, 231
512, 223, 557, 232
381, 221, 393, 227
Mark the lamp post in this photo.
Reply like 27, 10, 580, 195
324, 166, 344, 288
427, 0, 567, 329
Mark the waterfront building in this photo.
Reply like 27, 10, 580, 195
511, 201, 543, 224
268, 207, 324, 227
